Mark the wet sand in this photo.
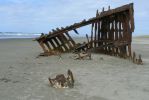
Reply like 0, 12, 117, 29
0, 37, 149, 100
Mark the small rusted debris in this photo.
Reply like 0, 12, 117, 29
48, 69, 74, 88
75, 51, 92, 60
132, 51, 136, 63
73, 42, 89, 54
135, 54, 143, 65
131, 52, 143, 65
138, 54, 143, 65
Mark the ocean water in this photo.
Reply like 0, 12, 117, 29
0, 32, 41, 39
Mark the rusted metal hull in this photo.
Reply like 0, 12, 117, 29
35, 3, 142, 64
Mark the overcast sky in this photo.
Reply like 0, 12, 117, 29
0, 0, 148, 36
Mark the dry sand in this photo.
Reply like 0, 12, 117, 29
0, 37, 149, 100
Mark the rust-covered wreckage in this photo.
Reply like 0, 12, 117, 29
35, 3, 143, 65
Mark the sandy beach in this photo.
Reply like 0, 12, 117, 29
0, 37, 149, 100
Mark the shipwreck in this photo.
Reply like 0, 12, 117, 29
34, 3, 143, 64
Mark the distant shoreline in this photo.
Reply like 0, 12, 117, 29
0, 32, 148, 40
133, 35, 149, 38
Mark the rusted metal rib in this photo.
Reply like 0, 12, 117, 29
35, 3, 140, 64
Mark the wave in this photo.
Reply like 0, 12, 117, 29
0, 32, 41, 39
